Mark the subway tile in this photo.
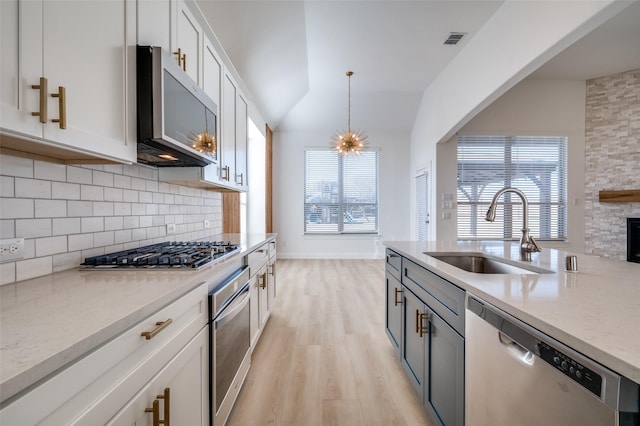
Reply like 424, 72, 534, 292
16, 218, 51, 238
146, 180, 159, 192
138, 167, 156, 180
131, 177, 146, 190
81, 247, 104, 259
67, 200, 93, 217
113, 202, 131, 216
146, 204, 159, 215
68, 233, 94, 251
34, 160, 66, 181
80, 185, 104, 201
114, 229, 132, 244
122, 164, 139, 177
52, 182, 80, 200
113, 174, 131, 189
15, 178, 51, 199
67, 166, 92, 184
93, 170, 114, 187
123, 216, 139, 229
164, 194, 174, 204
81, 164, 103, 171
23, 238, 35, 259
53, 218, 81, 235
104, 187, 123, 202
0, 262, 16, 285
103, 164, 123, 175
93, 202, 114, 216
53, 251, 81, 273
152, 215, 165, 226
0, 220, 15, 238
131, 227, 147, 241
123, 189, 138, 202
16, 257, 52, 282
146, 226, 159, 239
35, 200, 66, 218
81, 217, 104, 233
131, 204, 146, 215
1, 176, 14, 197
152, 192, 164, 204
139, 216, 152, 227
138, 191, 153, 203
0, 154, 33, 178
103, 244, 124, 254
36, 236, 67, 256
104, 216, 123, 231
0, 198, 34, 218
93, 231, 114, 247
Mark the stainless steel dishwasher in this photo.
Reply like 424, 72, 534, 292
466, 294, 639, 426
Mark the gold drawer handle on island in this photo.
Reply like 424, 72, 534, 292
51, 86, 66, 129
145, 387, 170, 426
141, 319, 173, 340
173, 48, 186, 71
259, 273, 267, 289
394, 288, 402, 306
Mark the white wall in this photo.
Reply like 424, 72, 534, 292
436, 79, 587, 253
274, 130, 411, 259
409, 0, 627, 241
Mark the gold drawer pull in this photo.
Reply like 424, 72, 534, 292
141, 319, 173, 340
259, 273, 267, 289
31, 77, 48, 123
51, 86, 66, 129
173, 48, 186, 71
394, 288, 402, 306
145, 399, 160, 426
145, 387, 170, 425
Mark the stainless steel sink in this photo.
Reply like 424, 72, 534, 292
424, 252, 553, 274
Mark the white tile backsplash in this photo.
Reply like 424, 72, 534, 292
16, 219, 51, 238
34, 160, 66, 181
1, 151, 223, 284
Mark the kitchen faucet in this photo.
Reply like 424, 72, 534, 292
485, 187, 541, 261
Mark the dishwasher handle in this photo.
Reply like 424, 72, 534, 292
498, 331, 534, 365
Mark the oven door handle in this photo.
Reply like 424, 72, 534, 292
214, 284, 250, 329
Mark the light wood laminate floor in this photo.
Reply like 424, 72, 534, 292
227, 259, 433, 426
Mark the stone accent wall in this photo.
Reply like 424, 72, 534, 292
0, 151, 223, 284
585, 69, 640, 259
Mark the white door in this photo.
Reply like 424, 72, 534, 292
416, 171, 430, 241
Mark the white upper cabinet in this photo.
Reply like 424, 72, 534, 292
0, 0, 136, 164
221, 72, 237, 186
175, 1, 202, 86
137, 0, 172, 52
203, 34, 223, 183
235, 92, 248, 191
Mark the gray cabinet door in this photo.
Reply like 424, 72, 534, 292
385, 271, 402, 357
402, 288, 427, 400
427, 311, 465, 426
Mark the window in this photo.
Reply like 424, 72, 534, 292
304, 150, 378, 234
457, 135, 567, 241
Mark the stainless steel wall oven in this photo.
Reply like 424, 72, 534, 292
208, 267, 251, 426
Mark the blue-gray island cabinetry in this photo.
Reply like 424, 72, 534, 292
385, 248, 465, 426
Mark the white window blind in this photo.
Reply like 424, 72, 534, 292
304, 150, 378, 234
457, 136, 567, 241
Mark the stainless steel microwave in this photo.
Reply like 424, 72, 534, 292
136, 45, 218, 167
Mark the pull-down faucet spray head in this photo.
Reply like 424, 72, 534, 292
485, 203, 498, 222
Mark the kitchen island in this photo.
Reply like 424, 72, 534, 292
384, 240, 640, 384
0, 233, 275, 410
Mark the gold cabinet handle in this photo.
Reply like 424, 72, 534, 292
141, 319, 173, 340
158, 387, 170, 426
144, 388, 170, 426
268, 263, 275, 276
259, 273, 267, 289
173, 48, 186, 71
145, 399, 160, 426
51, 86, 66, 129
419, 312, 430, 338
31, 77, 48, 123
220, 165, 231, 181
236, 172, 244, 186
394, 288, 402, 306
225, 165, 231, 181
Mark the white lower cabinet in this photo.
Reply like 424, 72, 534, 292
0, 284, 208, 425
107, 327, 208, 425
247, 241, 276, 350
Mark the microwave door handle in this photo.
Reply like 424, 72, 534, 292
214, 287, 250, 328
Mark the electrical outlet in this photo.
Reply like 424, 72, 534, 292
166, 223, 176, 234
0, 238, 25, 263
204, 220, 210, 229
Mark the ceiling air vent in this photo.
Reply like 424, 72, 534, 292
444, 32, 466, 45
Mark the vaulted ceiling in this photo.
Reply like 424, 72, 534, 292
197, 0, 640, 133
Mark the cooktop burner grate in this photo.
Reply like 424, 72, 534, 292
81, 241, 239, 269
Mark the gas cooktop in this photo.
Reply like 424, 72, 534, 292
81, 241, 240, 270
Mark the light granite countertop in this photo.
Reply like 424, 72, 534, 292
384, 240, 640, 384
0, 233, 275, 404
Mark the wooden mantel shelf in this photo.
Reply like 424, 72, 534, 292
599, 190, 640, 203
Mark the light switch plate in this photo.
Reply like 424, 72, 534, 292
0, 238, 25, 263
204, 220, 210, 228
